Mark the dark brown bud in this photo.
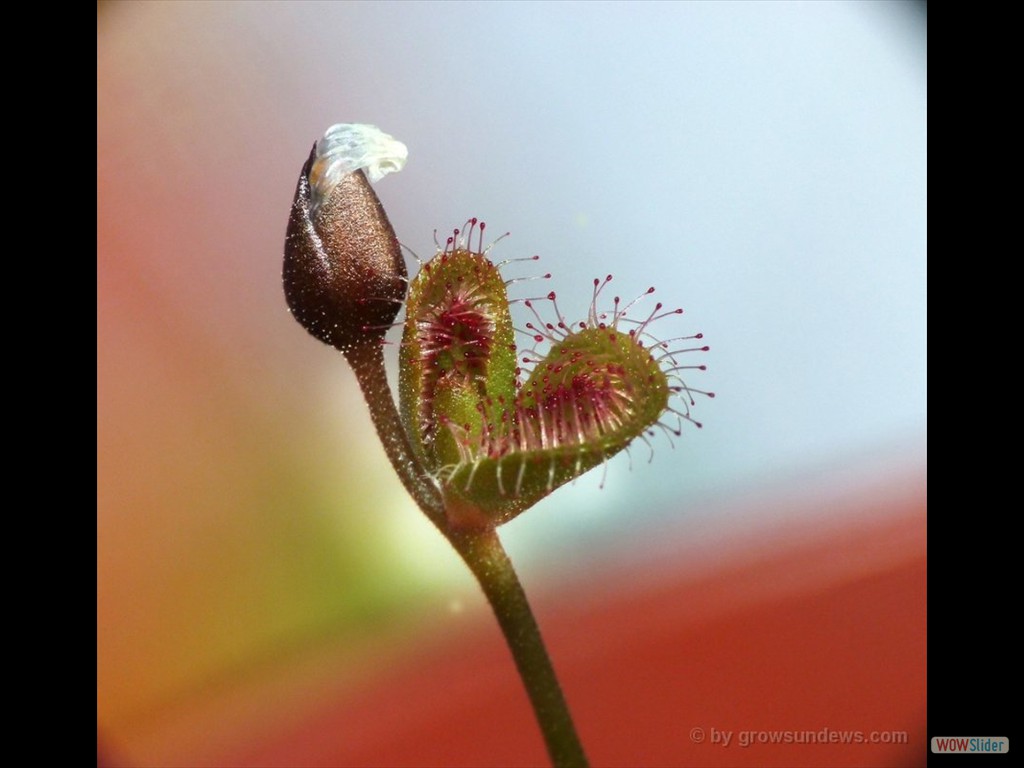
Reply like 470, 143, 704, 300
283, 136, 407, 355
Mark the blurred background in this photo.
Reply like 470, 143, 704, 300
98, 2, 926, 766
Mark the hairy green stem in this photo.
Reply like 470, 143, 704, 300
348, 343, 588, 767
450, 528, 589, 768
347, 343, 447, 528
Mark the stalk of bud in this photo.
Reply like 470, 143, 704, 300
283, 125, 446, 524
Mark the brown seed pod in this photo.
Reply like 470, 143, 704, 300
283, 136, 407, 355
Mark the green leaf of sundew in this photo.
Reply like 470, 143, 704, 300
443, 326, 671, 526
398, 242, 688, 529
431, 375, 487, 470
398, 248, 517, 472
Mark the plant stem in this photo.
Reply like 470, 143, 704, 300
451, 528, 589, 768
346, 343, 447, 528
348, 343, 588, 767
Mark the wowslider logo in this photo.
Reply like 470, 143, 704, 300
931, 737, 1008, 754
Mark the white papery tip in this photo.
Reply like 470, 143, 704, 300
309, 123, 408, 216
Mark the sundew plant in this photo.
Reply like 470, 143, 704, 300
283, 124, 712, 767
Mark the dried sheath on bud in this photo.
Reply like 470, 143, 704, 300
283, 125, 409, 355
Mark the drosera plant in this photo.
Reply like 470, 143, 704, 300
283, 123, 713, 767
